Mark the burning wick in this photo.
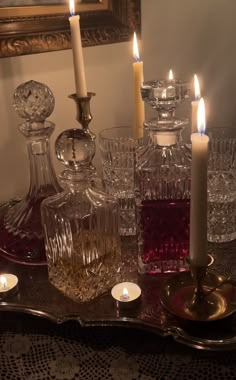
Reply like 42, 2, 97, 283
120, 287, 130, 302
0, 276, 7, 290
169, 69, 174, 81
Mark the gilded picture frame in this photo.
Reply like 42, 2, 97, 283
0, 0, 141, 58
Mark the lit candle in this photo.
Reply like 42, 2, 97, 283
190, 98, 209, 267
191, 74, 201, 133
120, 287, 130, 302
111, 282, 141, 307
69, 0, 87, 98
133, 32, 145, 138
0, 274, 18, 299
0, 276, 7, 290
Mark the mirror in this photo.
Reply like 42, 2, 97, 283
0, 0, 141, 58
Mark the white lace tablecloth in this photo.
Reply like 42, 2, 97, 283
0, 312, 235, 380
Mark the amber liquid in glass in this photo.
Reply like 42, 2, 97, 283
139, 199, 190, 273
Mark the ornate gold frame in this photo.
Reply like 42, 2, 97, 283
0, 0, 141, 58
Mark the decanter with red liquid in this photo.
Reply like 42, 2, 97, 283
0, 80, 61, 265
136, 78, 191, 274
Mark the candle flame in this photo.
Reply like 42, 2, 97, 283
169, 69, 174, 80
122, 287, 129, 297
133, 32, 140, 62
0, 276, 7, 289
197, 98, 206, 134
194, 74, 200, 100
69, 0, 75, 16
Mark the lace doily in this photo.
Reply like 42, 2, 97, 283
0, 313, 235, 380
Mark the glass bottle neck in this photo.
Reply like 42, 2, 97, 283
20, 121, 60, 198
59, 168, 92, 191
148, 128, 182, 147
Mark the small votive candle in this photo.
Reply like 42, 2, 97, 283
0, 274, 18, 300
111, 282, 141, 308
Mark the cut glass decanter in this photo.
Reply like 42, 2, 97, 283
136, 79, 191, 274
41, 128, 122, 302
0, 80, 61, 265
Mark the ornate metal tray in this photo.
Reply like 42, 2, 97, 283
0, 238, 236, 352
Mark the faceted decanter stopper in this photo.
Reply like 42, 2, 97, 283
141, 79, 190, 120
13, 80, 55, 127
55, 128, 96, 173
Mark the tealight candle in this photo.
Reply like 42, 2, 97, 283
111, 282, 141, 308
0, 274, 18, 299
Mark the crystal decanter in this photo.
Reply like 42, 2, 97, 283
41, 128, 121, 302
0, 80, 61, 265
136, 79, 191, 274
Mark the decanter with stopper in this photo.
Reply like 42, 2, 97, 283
0, 80, 61, 265
136, 78, 191, 274
41, 127, 122, 302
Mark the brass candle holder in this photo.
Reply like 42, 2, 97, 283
160, 255, 236, 322
68, 92, 100, 183
69, 92, 96, 139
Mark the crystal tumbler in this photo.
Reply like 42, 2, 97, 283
207, 127, 236, 242
99, 127, 141, 236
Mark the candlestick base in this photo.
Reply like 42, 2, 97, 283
160, 270, 236, 321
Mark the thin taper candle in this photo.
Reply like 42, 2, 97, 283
133, 32, 145, 138
69, 0, 87, 98
190, 98, 209, 266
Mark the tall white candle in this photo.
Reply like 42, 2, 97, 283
191, 74, 200, 133
69, 0, 87, 98
133, 32, 145, 138
190, 98, 209, 267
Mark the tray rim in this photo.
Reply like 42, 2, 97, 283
0, 300, 236, 352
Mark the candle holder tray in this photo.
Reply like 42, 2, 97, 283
0, 238, 235, 352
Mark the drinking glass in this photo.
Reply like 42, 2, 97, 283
99, 127, 140, 236
207, 127, 236, 242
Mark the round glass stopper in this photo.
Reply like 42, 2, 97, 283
13, 80, 55, 123
55, 129, 96, 171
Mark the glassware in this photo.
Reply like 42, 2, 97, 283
41, 126, 122, 302
99, 126, 141, 236
136, 79, 191, 274
207, 127, 236, 242
0, 80, 60, 265
70, 92, 103, 189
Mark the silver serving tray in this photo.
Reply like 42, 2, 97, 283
0, 242, 236, 352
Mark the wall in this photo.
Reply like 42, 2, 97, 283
142, 0, 236, 127
0, 0, 235, 201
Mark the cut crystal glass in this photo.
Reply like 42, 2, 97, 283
41, 128, 122, 302
136, 79, 191, 274
0, 80, 61, 265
